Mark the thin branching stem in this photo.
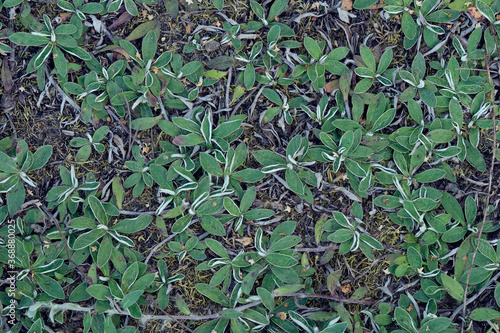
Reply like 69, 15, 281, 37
461, 32, 498, 326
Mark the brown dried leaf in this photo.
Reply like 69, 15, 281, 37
108, 12, 133, 30
235, 237, 253, 246
325, 80, 339, 93
467, 7, 483, 20
1, 59, 14, 93
341, 0, 353, 11
340, 284, 352, 294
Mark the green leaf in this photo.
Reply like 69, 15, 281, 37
399, 70, 417, 86
142, 30, 157, 62
355, 66, 376, 82
200, 153, 223, 177
131, 116, 162, 130
87, 284, 111, 301
242, 308, 269, 325
206, 56, 237, 70
253, 149, 285, 167
273, 284, 304, 294
69, 283, 91, 302
266, 253, 298, 268
34, 273, 65, 299
353, 0, 378, 9
262, 87, 283, 106
328, 229, 354, 243
53, 46, 68, 77
122, 290, 143, 309
465, 140, 486, 172
244, 209, 274, 220
411, 53, 426, 82
354, 78, 373, 93
223, 197, 241, 216
92, 126, 109, 142
55, 24, 78, 35
200, 215, 226, 236
67, 216, 98, 229
496, 285, 500, 308
476, 0, 496, 22
80, 2, 104, 13
241, 264, 262, 294
58, 0, 76, 11
440, 273, 464, 301
121, 262, 139, 292
412, 198, 437, 211
112, 215, 153, 234
394, 307, 418, 333
407, 247, 422, 271
304, 37, 322, 61
464, 196, 477, 225
269, 236, 302, 252
0, 151, 18, 173
10, 32, 50, 46
374, 195, 403, 209
171, 215, 192, 234
89, 195, 108, 226
6, 180, 24, 216
205, 238, 229, 259
372, 108, 395, 132
212, 0, 224, 10
285, 169, 304, 195
72, 228, 106, 250
195, 283, 229, 307
427, 129, 455, 143
267, 0, 289, 22
419, 318, 451, 332
377, 48, 393, 73
442, 226, 467, 243
476, 238, 497, 262
112, 177, 125, 210
441, 192, 465, 225
97, 235, 113, 267
407, 100, 423, 125
230, 85, 246, 105
360, 233, 384, 250
231, 169, 264, 183
180, 61, 202, 77
257, 287, 275, 312
244, 63, 255, 89
462, 267, 492, 285
124, 0, 138, 15
250, 1, 266, 20
413, 169, 446, 183
470, 308, 500, 321
360, 45, 376, 72
76, 145, 92, 162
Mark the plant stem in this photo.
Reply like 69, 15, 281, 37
32, 291, 375, 324
461, 34, 498, 325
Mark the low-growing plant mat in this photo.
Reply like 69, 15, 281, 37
1, 0, 500, 332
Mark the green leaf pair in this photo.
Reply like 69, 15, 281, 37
10, 14, 91, 77
0, 140, 52, 215
69, 126, 109, 162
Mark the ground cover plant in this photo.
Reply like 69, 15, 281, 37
0, 0, 500, 332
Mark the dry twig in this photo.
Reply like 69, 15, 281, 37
461, 38, 498, 327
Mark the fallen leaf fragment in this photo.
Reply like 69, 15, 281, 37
468, 7, 483, 20
235, 237, 253, 246
340, 284, 352, 294
341, 0, 353, 11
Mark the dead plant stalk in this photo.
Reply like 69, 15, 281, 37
461, 33, 498, 328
